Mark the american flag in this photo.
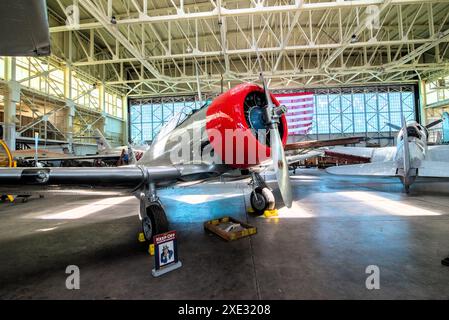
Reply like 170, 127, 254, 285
274, 92, 314, 135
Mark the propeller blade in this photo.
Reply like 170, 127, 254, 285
385, 122, 402, 131
270, 126, 293, 208
260, 76, 292, 208
425, 118, 443, 129
255, 47, 293, 208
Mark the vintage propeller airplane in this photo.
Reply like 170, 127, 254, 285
1, 69, 369, 241
0, 69, 301, 240
0, 0, 369, 240
326, 116, 449, 193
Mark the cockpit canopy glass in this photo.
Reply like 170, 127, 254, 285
151, 99, 213, 144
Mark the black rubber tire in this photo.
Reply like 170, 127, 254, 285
250, 187, 275, 215
142, 202, 169, 241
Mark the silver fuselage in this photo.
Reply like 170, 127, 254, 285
137, 107, 230, 185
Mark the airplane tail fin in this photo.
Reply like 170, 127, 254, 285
128, 144, 136, 165
94, 129, 112, 152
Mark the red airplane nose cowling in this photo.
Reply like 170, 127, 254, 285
205, 83, 288, 168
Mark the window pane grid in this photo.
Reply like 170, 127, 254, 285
129, 97, 202, 144
309, 86, 416, 136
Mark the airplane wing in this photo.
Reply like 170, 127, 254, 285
255, 150, 324, 170
325, 146, 374, 159
0, 166, 180, 194
32, 154, 121, 162
418, 160, 449, 178
284, 136, 365, 151
13, 150, 69, 159
0, 0, 50, 56
427, 145, 449, 162
324, 150, 371, 163
325, 146, 397, 162
326, 162, 398, 176
287, 150, 324, 165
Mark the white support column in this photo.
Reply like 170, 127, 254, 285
64, 64, 75, 152
99, 82, 107, 134
122, 96, 128, 144
65, 30, 75, 153
195, 62, 202, 102
4, 57, 19, 151
418, 80, 427, 125
67, 101, 75, 152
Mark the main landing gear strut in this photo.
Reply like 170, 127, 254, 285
249, 172, 275, 215
140, 182, 169, 241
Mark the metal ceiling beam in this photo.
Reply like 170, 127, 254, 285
72, 38, 447, 66
49, 0, 448, 33
47, 0, 449, 97
321, 0, 393, 70
105, 62, 449, 85
383, 28, 449, 70
78, 0, 171, 83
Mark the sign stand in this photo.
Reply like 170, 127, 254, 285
151, 230, 182, 277
152, 261, 182, 277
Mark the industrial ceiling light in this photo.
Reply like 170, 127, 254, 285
350, 34, 358, 43
186, 46, 192, 53
110, 15, 117, 24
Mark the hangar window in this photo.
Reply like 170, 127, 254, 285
116, 97, 123, 118
9, 57, 123, 118
426, 77, 449, 105
105, 92, 115, 115
72, 76, 99, 110
307, 86, 416, 140
129, 97, 204, 144
14, 57, 65, 98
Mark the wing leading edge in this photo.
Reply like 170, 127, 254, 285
284, 136, 366, 151
326, 162, 398, 177
326, 146, 396, 162
0, 166, 180, 194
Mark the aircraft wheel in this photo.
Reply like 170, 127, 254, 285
250, 187, 275, 215
141, 202, 169, 241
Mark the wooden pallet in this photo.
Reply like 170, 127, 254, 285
204, 216, 257, 241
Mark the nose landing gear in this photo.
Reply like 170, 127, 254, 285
250, 187, 275, 215
249, 172, 275, 215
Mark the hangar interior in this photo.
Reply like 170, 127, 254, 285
1, 0, 449, 299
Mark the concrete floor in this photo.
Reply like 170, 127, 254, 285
1, 169, 449, 299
